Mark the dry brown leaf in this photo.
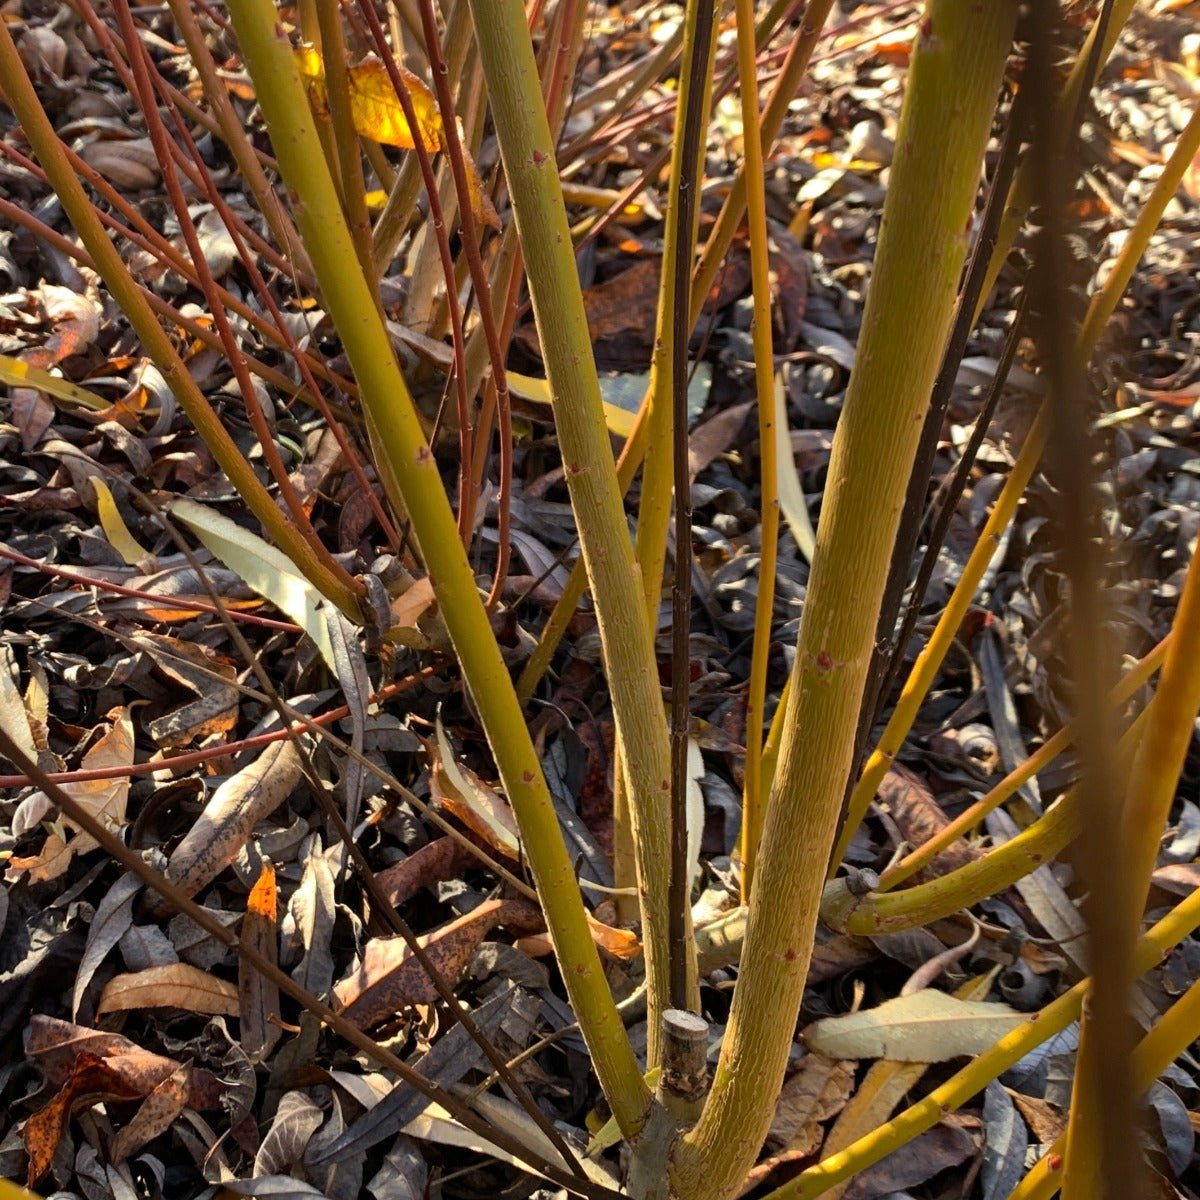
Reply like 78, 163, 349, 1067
375, 836, 475, 908
97, 963, 240, 1017
333, 898, 544, 1028
767, 1053, 856, 1150
135, 631, 239, 749
110, 1063, 191, 1164
163, 738, 304, 903
79, 137, 160, 190
23, 1052, 146, 1186
430, 726, 521, 857
878, 764, 981, 878
7, 707, 134, 883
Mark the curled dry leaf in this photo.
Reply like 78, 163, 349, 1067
164, 738, 304, 902
431, 720, 521, 857
516, 912, 641, 961
374, 836, 475, 908
79, 136, 161, 190
7, 707, 134, 884
134, 630, 239, 751
109, 1063, 191, 1164
97, 962, 240, 1018
333, 898, 544, 1029
23, 1051, 148, 1186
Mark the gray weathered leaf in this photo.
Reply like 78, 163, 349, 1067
73, 871, 141, 1018
164, 739, 304, 904
313, 987, 517, 1165
981, 1081, 1027, 1200
323, 606, 369, 829
366, 1136, 427, 1200
255, 1090, 324, 1178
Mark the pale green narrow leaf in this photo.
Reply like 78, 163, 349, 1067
775, 374, 815, 563
171, 498, 339, 667
803, 990, 1026, 1063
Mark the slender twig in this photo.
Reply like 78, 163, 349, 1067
113, 0, 358, 598
734, 0, 782, 899
0, 17, 363, 617
412, 0, 515, 606
354, 0, 477, 542
667, 0, 718, 1014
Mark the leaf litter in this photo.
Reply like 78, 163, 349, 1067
1, 1, 1199, 1197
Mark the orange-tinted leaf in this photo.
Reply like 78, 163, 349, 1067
24, 1015, 223, 1110
429, 724, 521, 857
295, 47, 499, 230
239, 862, 282, 1062
516, 912, 641, 960
24, 1052, 145, 1185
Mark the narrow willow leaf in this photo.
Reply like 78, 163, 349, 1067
171, 497, 339, 666
804, 990, 1025, 1062
97, 963, 239, 1017
91, 478, 151, 567
774, 374, 815, 562
0, 352, 108, 410
507, 370, 637, 439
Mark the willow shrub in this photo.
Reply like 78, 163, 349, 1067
2, 0, 1198, 1197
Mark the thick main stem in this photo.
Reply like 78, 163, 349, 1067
669, 7, 1018, 1199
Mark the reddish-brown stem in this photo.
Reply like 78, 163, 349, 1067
0, 141, 355, 399
150, 66, 401, 550
355, 0, 476, 544
0, 542, 298, 631
0, 668, 435, 790
74, 1, 304, 285
114, 0, 359, 597
0, 195, 344, 405
413, 0, 514, 606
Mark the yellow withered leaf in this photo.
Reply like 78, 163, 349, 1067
295, 47, 499, 230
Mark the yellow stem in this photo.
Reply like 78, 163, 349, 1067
733, 0, 780, 901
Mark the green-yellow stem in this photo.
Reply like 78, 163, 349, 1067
839, 90, 1200, 869
516, 0, 836, 704
670, 8, 1018, 1199
767, 883, 1200, 1199
827, 704, 1149, 937
877, 634, 1169, 891
226, 0, 649, 1136
1009, 974, 1200, 1200
633, 0, 720, 635
464, 0, 683, 1068
733, 0, 779, 901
